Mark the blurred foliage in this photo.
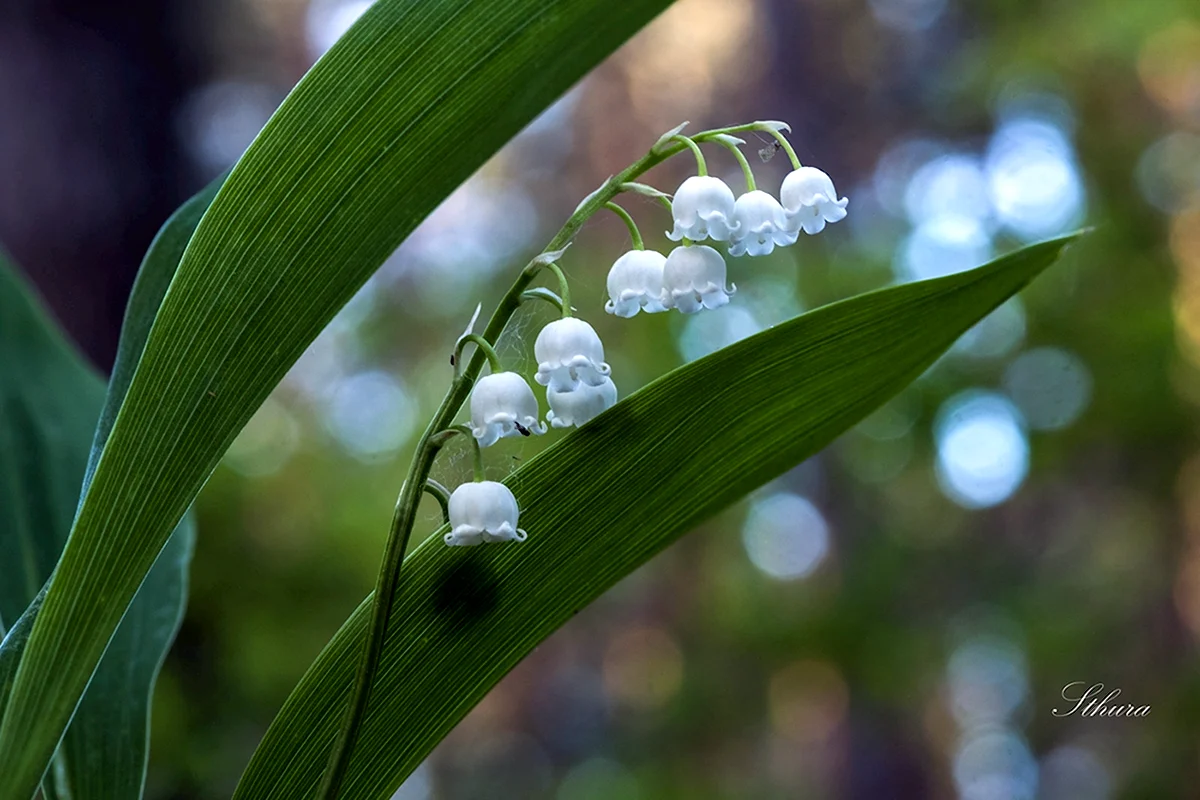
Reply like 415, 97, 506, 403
8, 0, 1197, 797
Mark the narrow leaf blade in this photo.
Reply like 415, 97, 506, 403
234, 235, 1081, 799
0, 251, 104, 628
44, 180, 221, 799
0, 0, 675, 792
0, 177, 216, 798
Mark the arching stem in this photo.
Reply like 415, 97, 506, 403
448, 424, 485, 480
604, 202, 644, 250
670, 134, 707, 176
422, 479, 451, 524
520, 287, 566, 315
454, 333, 502, 375
764, 128, 801, 170
716, 138, 757, 192
543, 263, 572, 318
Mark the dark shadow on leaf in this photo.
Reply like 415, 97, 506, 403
429, 553, 501, 629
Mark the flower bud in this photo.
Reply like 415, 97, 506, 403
605, 250, 668, 318
546, 377, 618, 429
534, 317, 611, 392
729, 190, 798, 257
667, 175, 737, 242
444, 481, 527, 546
469, 372, 546, 447
662, 245, 735, 314
781, 166, 848, 235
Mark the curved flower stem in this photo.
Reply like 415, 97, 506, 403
454, 333, 502, 375
446, 424, 485, 480
543, 263, 572, 318
670, 134, 708, 176
520, 287, 566, 315
716, 138, 757, 192
422, 479, 451, 524
604, 202, 644, 250
762, 128, 801, 170
318, 120, 749, 799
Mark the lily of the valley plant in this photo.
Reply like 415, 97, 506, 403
0, 0, 1082, 795
318, 119, 847, 795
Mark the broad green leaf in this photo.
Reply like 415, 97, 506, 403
42, 181, 222, 800
0, 251, 106, 733
235, 235, 1081, 799
0, 178, 215, 798
0, 0, 675, 792
0, 249, 105, 631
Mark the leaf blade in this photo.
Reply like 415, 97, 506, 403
0, 250, 105, 630
0, 178, 216, 799
44, 179, 221, 800
234, 235, 1081, 799
0, 1, 675, 793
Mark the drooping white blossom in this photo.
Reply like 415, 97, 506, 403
605, 250, 668, 317
661, 245, 735, 314
780, 166, 849, 235
667, 175, 737, 242
534, 317, 611, 392
444, 481, 527, 546
728, 190, 798, 257
469, 372, 546, 447
546, 377, 617, 429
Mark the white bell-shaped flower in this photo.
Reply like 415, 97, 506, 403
546, 377, 617, 429
728, 190, 798, 257
534, 317, 611, 392
469, 371, 547, 447
667, 175, 737, 242
605, 250, 668, 318
781, 166, 849, 235
661, 245, 735, 314
444, 481, 527, 546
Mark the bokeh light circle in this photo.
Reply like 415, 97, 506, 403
935, 392, 1029, 508
985, 118, 1085, 240
324, 370, 415, 461
1003, 347, 1092, 431
742, 492, 831, 580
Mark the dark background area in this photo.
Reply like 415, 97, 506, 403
3, 0, 1199, 797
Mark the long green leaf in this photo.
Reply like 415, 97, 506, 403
234, 235, 1080, 799
0, 250, 105, 631
43, 180, 221, 800
0, 250, 106, 732
0, 180, 216, 798
0, 1, 675, 793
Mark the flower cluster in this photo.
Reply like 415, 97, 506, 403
441, 121, 846, 547
449, 310, 618, 546
607, 140, 847, 317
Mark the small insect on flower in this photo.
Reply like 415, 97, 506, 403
781, 166, 849, 235
469, 372, 546, 447
667, 175, 738, 243
444, 481, 527, 546
534, 317, 612, 393
606, 249, 669, 318
546, 376, 618, 429
662, 245, 736, 314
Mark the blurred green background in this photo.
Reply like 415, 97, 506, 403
4, 0, 1200, 797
